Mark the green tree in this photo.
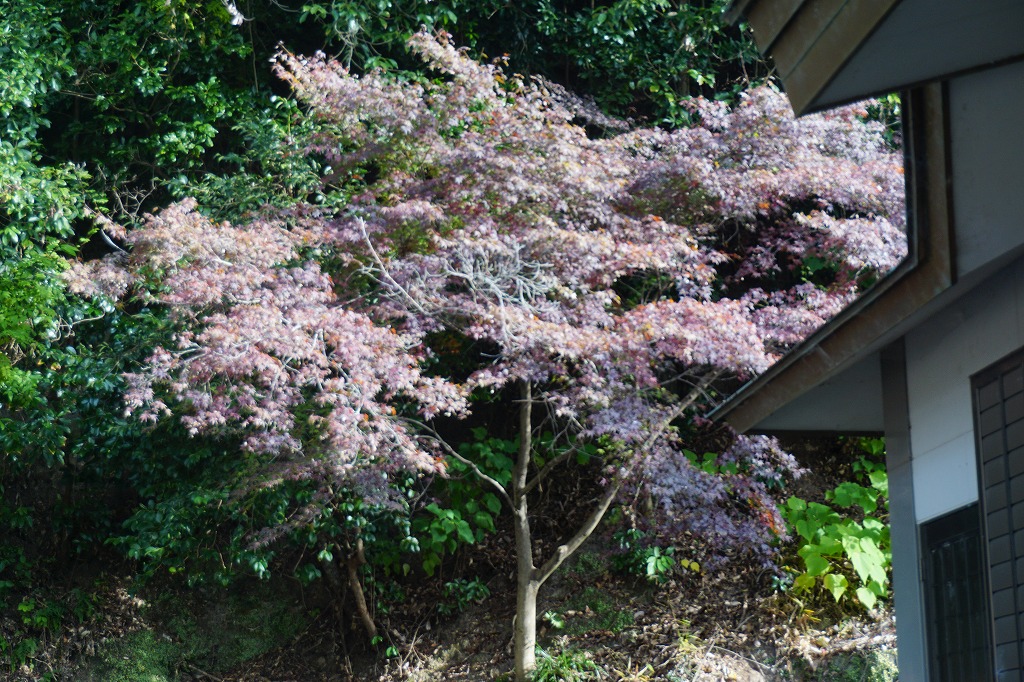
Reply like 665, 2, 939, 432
0, 1, 89, 405
292, 0, 767, 125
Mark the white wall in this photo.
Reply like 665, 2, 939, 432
950, 60, 1024, 277
907, 259, 1024, 522
906, 60, 1024, 522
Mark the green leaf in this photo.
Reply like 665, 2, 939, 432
842, 535, 887, 584
482, 493, 502, 515
455, 521, 475, 545
795, 519, 814, 542
793, 574, 816, 592
473, 511, 495, 532
855, 586, 878, 610
868, 469, 889, 495
823, 573, 848, 602
802, 551, 830, 577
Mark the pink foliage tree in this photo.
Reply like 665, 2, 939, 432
70, 32, 905, 679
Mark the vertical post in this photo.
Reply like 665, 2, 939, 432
881, 339, 928, 679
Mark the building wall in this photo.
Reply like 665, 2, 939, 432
951, 59, 1024, 278
905, 59, 1024, 523
906, 259, 1024, 522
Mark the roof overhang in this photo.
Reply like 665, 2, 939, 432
710, 84, 954, 433
729, 0, 1024, 115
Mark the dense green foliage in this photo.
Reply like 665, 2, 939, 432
780, 439, 891, 611
294, 0, 766, 125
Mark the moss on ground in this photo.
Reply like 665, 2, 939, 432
81, 629, 178, 682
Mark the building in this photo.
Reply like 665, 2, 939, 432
717, 1, 1024, 679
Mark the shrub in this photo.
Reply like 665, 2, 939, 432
780, 439, 890, 610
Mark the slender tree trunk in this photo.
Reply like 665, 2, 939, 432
512, 380, 537, 681
319, 538, 377, 641
505, 375, 718, 680
345, 538, 378, 640
514, 578, 540, 679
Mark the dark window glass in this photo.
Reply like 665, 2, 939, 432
922, 504, 992, 681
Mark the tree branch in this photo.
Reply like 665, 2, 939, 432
533, 369, 724, 586
521, 444, 577, 496
414, 423, 513, 510
357, 218, 429, 315
535, 479, 620, 586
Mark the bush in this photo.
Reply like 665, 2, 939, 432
779, 439, 890, 610
437, 577, 491, 616
611, 528, 700, 584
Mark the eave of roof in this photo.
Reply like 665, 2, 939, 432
728, 0, 1024, 116
726, 0, 900, 115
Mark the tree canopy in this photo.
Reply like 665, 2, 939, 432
63, 32, 905, 678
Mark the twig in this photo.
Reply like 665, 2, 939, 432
412, 421, 514, 510
358, 219, 429, 316
185, 663, 226, 681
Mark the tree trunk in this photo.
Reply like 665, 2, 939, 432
319, 538, 377, 641
512, 380, 537, 681
345, 538, 378, 640
504, 374, 718, 679
514, 576, 540, 680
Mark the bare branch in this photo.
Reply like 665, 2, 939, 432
532, 369, 724, 587
357, 218, 429, 316
522, 443, 577, 496
534, 479, 620, 586
413, 422, 513, 510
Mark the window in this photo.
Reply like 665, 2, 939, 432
922, 504, 991, 681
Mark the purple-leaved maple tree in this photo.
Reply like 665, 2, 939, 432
69, 32, 905, 679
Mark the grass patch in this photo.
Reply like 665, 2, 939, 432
565, 550, 605, 580
162, 581, 308, 673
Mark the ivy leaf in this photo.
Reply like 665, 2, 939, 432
801, 551, 830, 577
856, 586, 878, 610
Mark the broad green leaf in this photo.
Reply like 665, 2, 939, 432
823, 573, 848, 602
793, 574, 816, 592
802, 551, 830, 577
855, 586, 878, 610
